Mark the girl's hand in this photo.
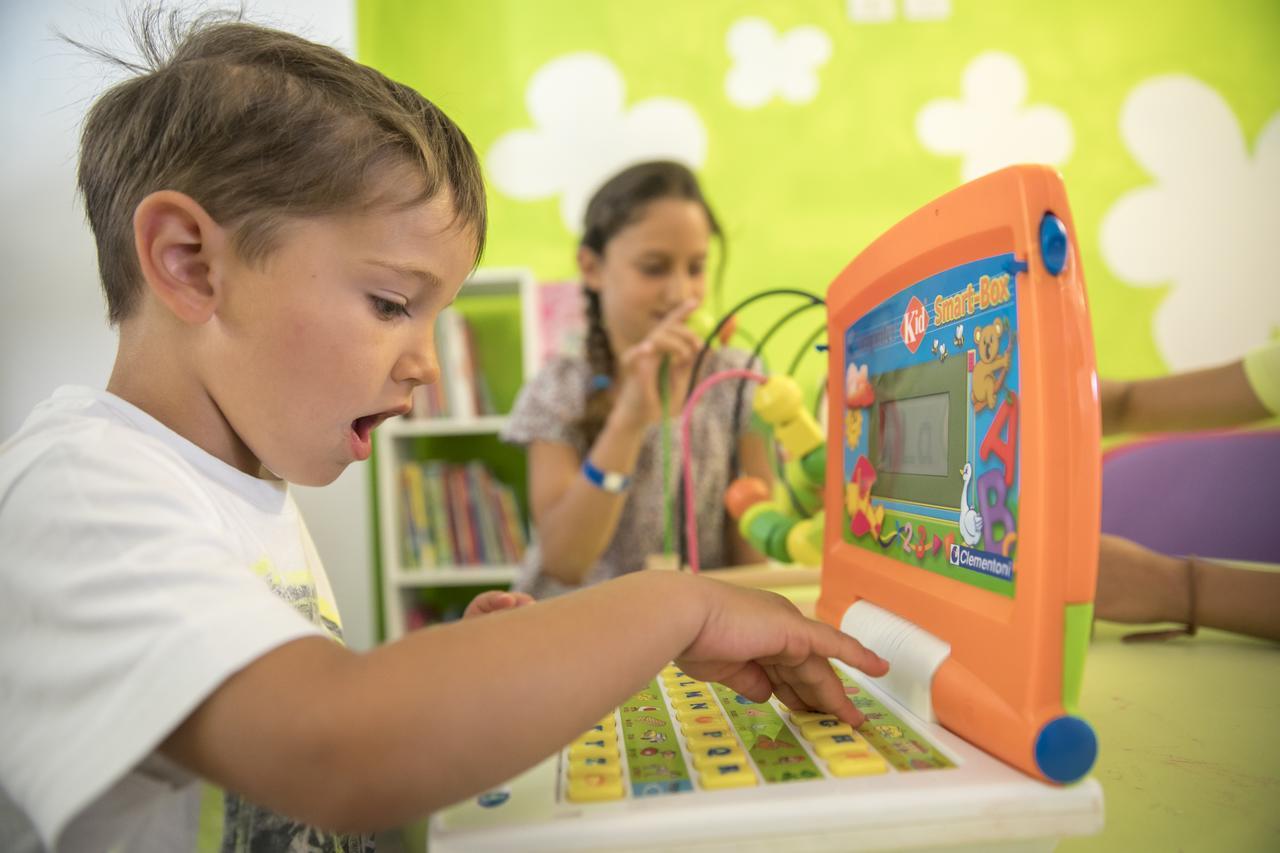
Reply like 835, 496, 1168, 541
462, 590, 535, 619
612, 299, 704, 428
674, 577, 890, 727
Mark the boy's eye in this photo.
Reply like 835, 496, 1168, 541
370, 295, 410, 320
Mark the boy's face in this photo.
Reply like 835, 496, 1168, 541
204, 193, 475, 486
582, 198, 710, 353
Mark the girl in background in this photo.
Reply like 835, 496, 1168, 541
503, 161, 772, 597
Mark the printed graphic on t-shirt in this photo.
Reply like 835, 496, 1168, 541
199, 557, 364, 852
249, 557, 346, 643
215, 793, 374, 853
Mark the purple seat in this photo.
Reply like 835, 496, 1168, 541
1101, 429, 1280, 564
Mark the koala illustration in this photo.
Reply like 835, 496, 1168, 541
971, 318, 1014, 413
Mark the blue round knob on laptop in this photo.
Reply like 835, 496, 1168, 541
1039, 213, 1069, 275
1034, 715, 1097, 783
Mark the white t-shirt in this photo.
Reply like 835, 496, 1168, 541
0, 387, 370, 852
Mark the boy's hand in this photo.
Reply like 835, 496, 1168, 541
462, 590, 535, 619
675, 578, 889, 727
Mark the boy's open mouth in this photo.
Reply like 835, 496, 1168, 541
351, 411, 394, 443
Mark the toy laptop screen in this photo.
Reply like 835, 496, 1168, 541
842, 255, 1020, 598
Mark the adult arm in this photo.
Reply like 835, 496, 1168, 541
1100, 359, 1270, 435
1095, 534, 1280, 641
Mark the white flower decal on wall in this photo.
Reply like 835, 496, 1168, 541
486, 52, 707, 233
724, 17, 832, 109
846, 0, 951, 23
1100, 75, 1280, 370
916, 51, 1073, 180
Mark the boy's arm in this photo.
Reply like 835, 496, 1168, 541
160, 570, 886, 834
1100, 359, 1269, 435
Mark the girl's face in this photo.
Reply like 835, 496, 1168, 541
580, 197, 712, 353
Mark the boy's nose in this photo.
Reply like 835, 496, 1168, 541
392, 337, 440, 388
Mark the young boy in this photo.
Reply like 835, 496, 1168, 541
0, 12, 888, 852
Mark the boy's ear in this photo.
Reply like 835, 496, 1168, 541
132, 190, 227, 324
577, 245, 604, 292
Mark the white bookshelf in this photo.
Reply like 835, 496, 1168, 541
374, 267, 540, 640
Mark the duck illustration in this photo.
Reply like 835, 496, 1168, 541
959, 463, 983, 547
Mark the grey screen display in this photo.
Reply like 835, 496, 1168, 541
876, 392, 950, 476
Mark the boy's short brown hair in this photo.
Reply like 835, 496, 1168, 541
73, 7, 487, 324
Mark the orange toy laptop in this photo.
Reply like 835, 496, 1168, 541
824, 163, 1099, 785
429, 165, 1103, 851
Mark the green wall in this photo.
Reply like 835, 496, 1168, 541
357, 0, 1280, 388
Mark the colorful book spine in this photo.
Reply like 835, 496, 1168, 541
423, 461, 455, 566
467, 462, 504, 564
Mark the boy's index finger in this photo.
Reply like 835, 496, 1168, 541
811, 621, 890, 677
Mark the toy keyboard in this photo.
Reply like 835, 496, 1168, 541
560, 663, 951, 804
430, 661, 1101, 852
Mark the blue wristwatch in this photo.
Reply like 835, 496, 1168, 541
582, 458, 631, 493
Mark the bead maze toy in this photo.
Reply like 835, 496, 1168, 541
429, 165, 1103, 851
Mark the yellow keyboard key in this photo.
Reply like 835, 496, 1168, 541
580, 720, 616, 738
568, 741, 617, 761
680, 719, 730, 737
827, 751, 889, 777
810, 733, 871, 759
686, 731, 737, 750
566, 773, 626, 802
698, 764, 757, 789
800, 718, 855, 740
789, 711, 836, 725
567, 757, 622, 779
671, 699, 717, 715
690, 746, 747, 770
571, 732, 618, 748
674, 707, 725, 726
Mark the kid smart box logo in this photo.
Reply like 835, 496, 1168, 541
901, 296, 927, 353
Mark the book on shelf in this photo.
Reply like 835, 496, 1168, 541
397, 459, 529, 569
534, 280, 587, 370
399, 463, 434, 567
447, 464, 477, 564
424, 461, 455, 566
408, 307, 497, 419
